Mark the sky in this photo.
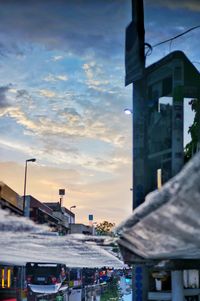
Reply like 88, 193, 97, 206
0, 0, 199, 224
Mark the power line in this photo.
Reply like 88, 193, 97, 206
152, 25, 200, 48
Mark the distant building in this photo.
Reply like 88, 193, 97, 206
0, 181, 23, 216
24, 196, 68, 234
44, 202, 75, 226
70, 223, 93, 235
44, 202, 94, 235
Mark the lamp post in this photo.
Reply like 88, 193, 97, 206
69, 205, 76, 224
124, 108, 133, 115
23, 158, 36, 215
124, 107, 134, 196
69, 205, 76, 234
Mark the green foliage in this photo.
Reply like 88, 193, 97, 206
95, 220, 115, 236
184, 99, 200, 162
100, 281, 120, 301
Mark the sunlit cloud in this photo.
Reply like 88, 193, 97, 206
43, 74, 69, 82
82, 62, 110, 91
0, 138, 42, 157
39, 89, 57, 98
0, 101, 129, 148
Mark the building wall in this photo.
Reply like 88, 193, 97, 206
70, 224, 92, 235
0, 182, 23, 215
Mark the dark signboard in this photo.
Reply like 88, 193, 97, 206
59, 189, 65, 196
125, 21, 145, 86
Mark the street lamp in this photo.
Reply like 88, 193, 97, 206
124, 108, 134, 207
124, 108, 133, 115
23, 158, 36, 214
69, 205, 76, 224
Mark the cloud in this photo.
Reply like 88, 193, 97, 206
43, 74, 69, 82
0, 85, 12, 108
82, 61, 109, 90
146, 0, 200, 11
51, 55, 65, 61
0, 138, 43, 157
0, 0, 130, 60
0, 85, 131, 148
39, 89, 57, 98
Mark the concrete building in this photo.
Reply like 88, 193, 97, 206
24, 195, 61, 231
44, 203, 93, 235
130, 50, 200, 209
0, 181, 23, 216
70, 223, 93, 235
44, 202, 74, 233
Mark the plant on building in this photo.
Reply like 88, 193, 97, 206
184, 98, 200, 162
95, 220, 115, 236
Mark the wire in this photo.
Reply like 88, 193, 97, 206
152, 25, 200, 48
145, 42, 153, 57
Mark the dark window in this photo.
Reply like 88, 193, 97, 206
162, 76, 172, 96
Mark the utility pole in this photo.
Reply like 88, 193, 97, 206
125, 1, 149, 300
125, 0, 146, 210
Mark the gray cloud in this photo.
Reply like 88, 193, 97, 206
0, 85, 12, 108
145, 0, 200, 11
0, 0, 131, 59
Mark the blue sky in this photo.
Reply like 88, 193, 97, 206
0, 0, 199, 224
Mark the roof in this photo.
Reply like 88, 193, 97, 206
44, 202, 75, 217
27, 195, 53, 215
146, 51, 200, 97
117, 151, 200, 265
44, 202, 60, 211
0, 209, 124, 268
146, 50, 199, 78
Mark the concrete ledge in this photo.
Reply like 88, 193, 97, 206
148, 288, 200, 300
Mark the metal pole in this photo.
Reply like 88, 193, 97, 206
70, 207, 72, 225
23, 158, 36, 215
23, 160, 28, 214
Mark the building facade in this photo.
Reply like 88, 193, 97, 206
0, 182, 23, 216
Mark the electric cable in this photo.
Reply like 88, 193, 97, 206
152, 25, 200, 48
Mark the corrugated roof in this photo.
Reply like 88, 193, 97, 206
0, 209, 124, 268
117, 152, 200, 263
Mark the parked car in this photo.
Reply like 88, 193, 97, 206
26, 262, 69, 294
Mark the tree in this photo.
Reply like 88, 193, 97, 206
185, 99, 200, 162
95, 220, 115, 236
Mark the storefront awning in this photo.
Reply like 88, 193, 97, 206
0, 209, 124, 269
117, 152, 200, 267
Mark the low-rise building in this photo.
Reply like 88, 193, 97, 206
24, 195, 67, 233
70, 223, 93, 235
0, 181, 23, 216
44, 202, 75, 233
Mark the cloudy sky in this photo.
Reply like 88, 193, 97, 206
0, 0, 199, 224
